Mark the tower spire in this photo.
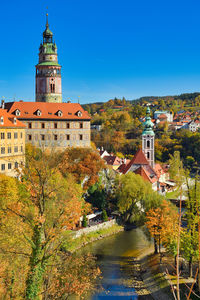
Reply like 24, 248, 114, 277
46, 13, 49, 27
142, 107, 155, 168
35, 14, 62, 103
46, 7, 49, 28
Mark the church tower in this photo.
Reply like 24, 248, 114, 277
35, 14, 62, 103
142, 107, 155, 168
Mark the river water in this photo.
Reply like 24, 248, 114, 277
79, 228, 152, 299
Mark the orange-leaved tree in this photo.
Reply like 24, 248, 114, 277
145, 200, 179, 254
59, 147, 105, 189
0, 146, 89, 299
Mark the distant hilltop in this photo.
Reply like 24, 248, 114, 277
82, 92, 200, 114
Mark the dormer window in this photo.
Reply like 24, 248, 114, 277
15, 109, 20, 116
36, 109, 42, 116
57, 110, 63, 117
0, 117, 3, 125
76, 110, 82, 117
13, 117, 17, 125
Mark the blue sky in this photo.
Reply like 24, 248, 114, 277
1, 0, 200, 104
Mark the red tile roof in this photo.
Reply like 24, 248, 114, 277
116, 159, 131, 173
122, 149, 149, 174
0, 108, 26, 128
104, 155, 121, 166
5, 101, 91, 120
135, 166, 157, 183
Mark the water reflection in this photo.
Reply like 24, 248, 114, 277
79, 228, 152, 299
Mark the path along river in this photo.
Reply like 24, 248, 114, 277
79, 227, 153, 299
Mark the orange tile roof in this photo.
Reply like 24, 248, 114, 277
5, 101, 91, 120
154, 163, 164, 178
0, 108, 26, 128
104, 155, 121, 166
116, 159, 131, 173
135, 166, 157, 184
123, 149, 149, 174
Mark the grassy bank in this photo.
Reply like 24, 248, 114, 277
63, 223, 124, 253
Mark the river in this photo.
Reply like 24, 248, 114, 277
79, 227, 153, 299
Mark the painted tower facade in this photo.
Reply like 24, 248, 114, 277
35, 15, 62, 103
142, 107, 155, 168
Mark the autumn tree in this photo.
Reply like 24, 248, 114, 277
58, 147, 105, 189
0, 147, 89, 299
43, 253, 100, 299
145, 200, 178, 255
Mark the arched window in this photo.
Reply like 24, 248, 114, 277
147, 140, 150, 148
50, 83, 55, 93
147, 152, 150, 159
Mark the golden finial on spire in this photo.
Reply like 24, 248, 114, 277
46, 6, 49, 27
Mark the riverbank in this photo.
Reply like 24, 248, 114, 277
63, 223, 124, 253
137, 251, 173, 300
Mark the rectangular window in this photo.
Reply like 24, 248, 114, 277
8, 163, 12, 170
1, 147, 5, 154
80, 122, 83, 129
14, 132, 18, 139
28, 135, 32, 141
41, 123, 45, 129
79, 134, 83, 141
8, 147, 12, 154
41, 134, 45, 141
54, 135, 58, 141
21, 146, 23, 152
20, 132, 23, 138
7, 132, 11, 139
54, 123, 58, 129
66, 134, 70, 140
14, 146, 18, 153
1, 164, 5, 171
67, 123, 70, 129
28, 123, 32, 129
1, 132, 5, 139
15, 162, 18, 169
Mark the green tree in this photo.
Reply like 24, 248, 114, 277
116, 173, 162, 223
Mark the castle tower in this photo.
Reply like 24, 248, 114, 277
35, 14, 62, 103
142, 107, 155, 168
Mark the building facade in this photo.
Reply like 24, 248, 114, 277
5, 102, 91, 151
0, 108, 26, 176
36, 14, 62, 103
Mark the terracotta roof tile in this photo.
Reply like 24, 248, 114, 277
135, 166, 157, 183
123, 149, 149, 174
5, 101, 91, 120
0, 108, 26, 128
104, 155, 121, 166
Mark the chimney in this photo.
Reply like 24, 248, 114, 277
1, 99, 5, 109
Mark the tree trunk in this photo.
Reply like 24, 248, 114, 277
25, 225, 45, 300
174, 255, 177, 268
154, 237, 158, 254
189, 257, 193, 278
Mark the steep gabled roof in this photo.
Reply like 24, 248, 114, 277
123, 149, 149, 174
5, 101, 91, 120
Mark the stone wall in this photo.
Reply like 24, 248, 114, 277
73, 219, 117, 238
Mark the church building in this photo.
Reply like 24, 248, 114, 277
118, 107, 167, 192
